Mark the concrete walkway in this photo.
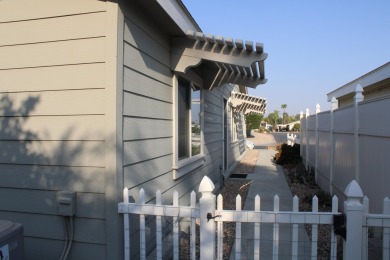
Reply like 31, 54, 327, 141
230, 133, 310, 259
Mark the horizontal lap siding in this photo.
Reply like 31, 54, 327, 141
121, 19, 224, 206
0, 2, 108, 259
121, 3, 243, 256
24, 237, 105, 260
0, 0, 106, 23
0, 189, 64, 215
0, 63, 105, 93
0, 165, 104, 193
120, 9, 178, 258
121, 8, 176, 202
0, 115, 105, 141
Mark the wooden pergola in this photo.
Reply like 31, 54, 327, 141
171, 30, 268, 90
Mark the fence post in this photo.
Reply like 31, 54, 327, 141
315, 104, 320, 182
305, 108, 310, 169
329, 97, 337, 193
343, 180, 364, 259
199, 176, 216, 260
383, 197, 390, 260
299, 111, 304, 158
354, 84, 364, 182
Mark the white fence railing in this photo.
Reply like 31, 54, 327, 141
118, 176, 390, 259
300, 88, 390, 213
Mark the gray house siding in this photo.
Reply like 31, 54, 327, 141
121, 4, 245, 203
0, 0, 250, 259
121, 3, 174, 204
0, 1, 110, 259
119, 2, 247, 258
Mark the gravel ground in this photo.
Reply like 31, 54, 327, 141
283, 164, 343, 259
180, 150, 257, 259
181, 147, 342, 259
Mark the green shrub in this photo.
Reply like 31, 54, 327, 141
274, 143, 301, 165
257, 126, 269, 133
245, 114, 262, 131
292, 123, 300, 131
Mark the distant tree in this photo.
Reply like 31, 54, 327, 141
292, 123, 301, 131
245, 113, 263, 131
282, 112, 289, 125
281, 104, 287, 123
267, 110, 280, 130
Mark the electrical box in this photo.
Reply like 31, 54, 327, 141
0, 220, 24, 260
57, 191, 75, 216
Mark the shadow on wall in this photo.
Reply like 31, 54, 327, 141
0, 94, 108, 259
0, 94, 105, 192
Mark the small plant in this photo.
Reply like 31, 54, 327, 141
315, 189, 332, 208
274, 143, 301, 165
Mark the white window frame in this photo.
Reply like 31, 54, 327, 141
172, 74, 204, 180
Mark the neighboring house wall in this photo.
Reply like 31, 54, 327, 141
327, 62, 390, 108
0, 1, 116, 259
337, 86, 390, 107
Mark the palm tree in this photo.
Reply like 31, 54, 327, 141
281, 104, 287, 124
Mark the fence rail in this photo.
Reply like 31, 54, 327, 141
214, 194, 339, 260
119, 177, 390, 260
118, 189, 199, 260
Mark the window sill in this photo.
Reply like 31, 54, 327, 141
231, 140, 240, 147
173, 154, 205, 180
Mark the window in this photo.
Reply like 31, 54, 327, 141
173, 76, 204, 179
231, 107, 239, 142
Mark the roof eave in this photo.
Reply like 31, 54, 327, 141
155, 0, 201, 34
327, 62, 390, 101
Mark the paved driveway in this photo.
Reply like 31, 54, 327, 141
248, 132, 300, 146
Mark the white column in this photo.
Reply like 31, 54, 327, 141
343, 180, 364, 259
199, 176, 216, 260
354, 84, 364, 182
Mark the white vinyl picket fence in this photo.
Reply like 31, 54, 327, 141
118, 177, 390, 260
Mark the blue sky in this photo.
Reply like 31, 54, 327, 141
182, 0, 390, 116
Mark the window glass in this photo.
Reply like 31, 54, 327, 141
177, 78, 202, 161
191, 89, 201, 156
178, 79, 190, 160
